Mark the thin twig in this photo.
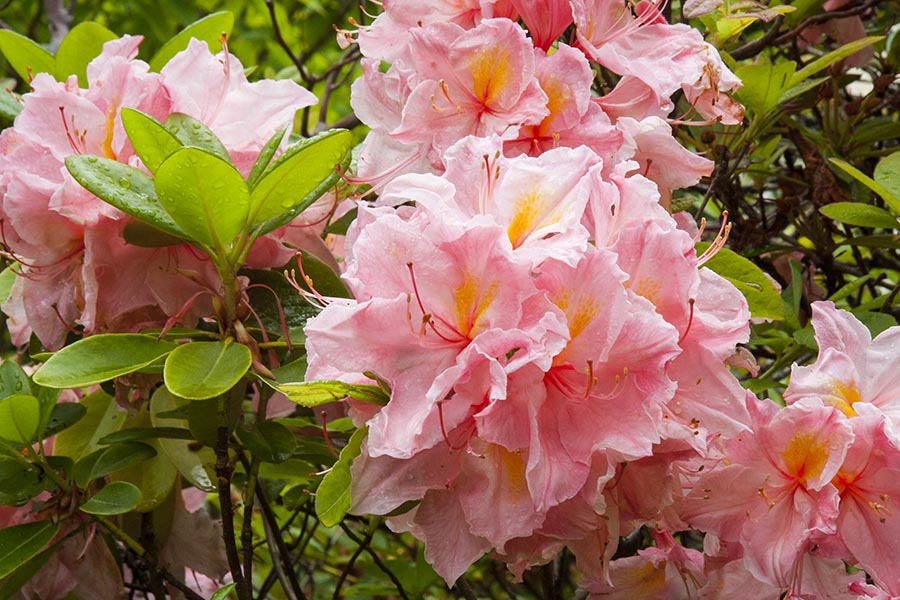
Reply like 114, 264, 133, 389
339, 521, 411, 600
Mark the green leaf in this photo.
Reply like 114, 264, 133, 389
236, 421, 296, 463
0, 395, 40, 444
41, 402, 87, 440
0, 89, 23, 121
325, 207, 357, 236
0, 542, 55, 600
819, 202, 899, 229
247, 129, 351, 230
210, 583, 237, 600
278, 381, 389, 407
874, 151, 900, 202
149, 11, 235, 72
99, 427, 193, 445
149, 387, 215, 492
163, 341, 252, 400
163, 113, 231, 162
0, 521, 60, 578
52, 391, 124, 461
54, 22, 118, 87
829, 158, 900, 216
0, 458, 44, 506
73, 441, 157, 487
0, 30, 55, 82
33, 334, 177, 388
734, 62, 796, 115
0, 361, 31, 400
247, 127, 287, 189
155, 147, 249, 249
789, 36, 883, 86
79, 481, 142, 515
316, 427, 366, 527
121, 108, 184, 174
782, 258, 804, 331
852, 310, 897, 338
65, 155, 189, 240
696, 244, 785, 320
122, 221, 188, 248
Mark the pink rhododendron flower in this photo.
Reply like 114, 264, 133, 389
785, 301, 900, 424
0, 36, 318, 349
682, 398, 853, 587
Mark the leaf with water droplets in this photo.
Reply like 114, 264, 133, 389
148, 11, 235, 72
155, 148, 249, 250
249, 129, 352, 236
65, 156, 189, 240
121, 108, 184, 174
164, 113, 230, 162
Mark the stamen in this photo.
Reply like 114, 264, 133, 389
436, 399, 468, 452
679, 298, 696, 344
697, 211, 732, 266
58, 106, 84, 154
320, 411, 340, 459
406, 262, 464, 343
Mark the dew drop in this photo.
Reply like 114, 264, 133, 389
86, 156, 98, 164
118, 178, 131, 189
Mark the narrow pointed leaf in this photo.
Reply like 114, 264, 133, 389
0, 521, 60, 579
247, 127, 287, 189
236, 421, 296, 463
830, 158, 900, 216
820, 202, 899, 229
41, 402, 87, 440
164, 341, 252, 400
696, 243, 785, 320
65, 155, 189, 239
874, 151, 900, 202
149, 11, 235, 72
789, 36, 882, 86
79, 481, 142, 515
278, 381, 388, 407
33, 334, 177, 388
121, 107, 184, 173
54, 22, 118, 86
249, 129, 352, 235
155, 148, 249, 249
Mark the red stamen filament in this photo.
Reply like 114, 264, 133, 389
679, 298, 696, 344
406, 262, 464, 343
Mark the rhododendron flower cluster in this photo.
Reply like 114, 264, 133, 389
306, 1, 900, 597
0, 36, 317, 349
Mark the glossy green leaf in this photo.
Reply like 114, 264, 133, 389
163, 114, 231, 162
236, 421, 296, 463
874, 151, 900, 202
210, 583, 237, 600
0, 521, 60, 578
853, 310, 897, 338
79, 481, 142, 515
697, 244, 785, 320
247, 127, 287, 189
121, 108, 184, 173
316, 427, 366, 527
0, 30, 55, 82
149, 11, 235, 72
65, 155, 189, 240
54, 22, 118, 86
73, 441, 158, 488
247, 129, 351, 228
819, 202, 899, 229
52, 391, 125, 461
41, 402, 87, 440
830, 158, 900, 216
0, 458, 44, 506
0, 361, 31, 400
297, 251, 352, 299
734, 62, 795, 115
164, 341, 252, 400
278, 380, 388, 407
150, 387, 215, 491
122, 221, 188, 248
99, 427, 193, 444
789, 36, 883, 86
0, 545, 56, 600
33, 334, 177, 388
109, 438, 176, 512
0, 395, 40, 444
155, 148, 249, 249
